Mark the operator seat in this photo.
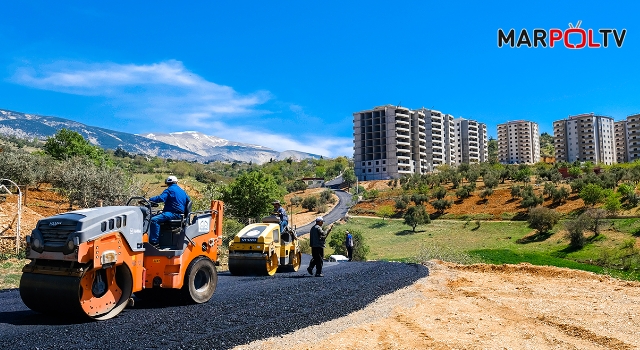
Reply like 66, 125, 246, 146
159, 199, 192, 248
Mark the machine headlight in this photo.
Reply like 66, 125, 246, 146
32, 238, 42, 250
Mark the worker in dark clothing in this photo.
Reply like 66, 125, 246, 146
307, 216, 332, 277
272, 200, 288, 233
345, 230, 354, 261
148, 176, 191, 246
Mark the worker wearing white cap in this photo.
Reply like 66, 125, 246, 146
306, 216, 333, 277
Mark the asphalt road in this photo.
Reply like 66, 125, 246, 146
0, 255, 428, 350
295, 189, 352, 236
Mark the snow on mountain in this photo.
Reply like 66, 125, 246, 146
0, 109, 322, 164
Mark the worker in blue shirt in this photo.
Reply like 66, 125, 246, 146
148, 176, 191, 246
272, 200, 288, 233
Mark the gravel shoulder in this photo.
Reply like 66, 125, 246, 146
239, 261, 640, 350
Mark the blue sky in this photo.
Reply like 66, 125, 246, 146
0, 1, 638, 157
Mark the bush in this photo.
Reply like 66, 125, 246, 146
394, 197, 408, 210
376, 205, 395, 220
455, 186, 470, 199
411, 193, 429, 205
521, 193, 543, 209
527, 206, 560, 234
319, 189, 335, 204
328, 229, 369, 261
404, 205, 430, 231
301, 195, 319, 211
479, 188, 493, 201
565, 218, 588, 249
580, 183, 605, 207
550, 187, 569, 204
431, 199, 452, 214
510, 185, 521, 199
363, 189, 379, 200
432, 186, 447, 200
290, 196, 303, 207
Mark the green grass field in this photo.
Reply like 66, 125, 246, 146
333, 217, 640, 280
0, 259, 28, 290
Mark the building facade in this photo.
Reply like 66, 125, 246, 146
553, 113, 616, 165
454, 118, 488, 164
353, 105, 422, 180
420, 108, 456, 169
353, 105, 463, 180
497, 120, 540, 164
614, 120, 629, 163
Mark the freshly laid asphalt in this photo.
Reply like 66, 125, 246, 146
0, 255, 428, 350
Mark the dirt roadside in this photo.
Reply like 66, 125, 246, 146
237, 261, 640, 350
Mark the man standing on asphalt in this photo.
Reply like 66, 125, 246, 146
345, 230, 354, 261
307, 216, 332, 277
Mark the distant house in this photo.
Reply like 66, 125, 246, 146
302, 177, 325, 188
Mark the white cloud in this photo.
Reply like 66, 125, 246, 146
12, 60, 271, 119
11, 59, 352, 158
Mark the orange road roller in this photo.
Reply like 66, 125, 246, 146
19, 198, 224, 320
228, 216, 301, 276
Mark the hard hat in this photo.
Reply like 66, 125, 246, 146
165, 176, 178, 184
316, 216, 324, 222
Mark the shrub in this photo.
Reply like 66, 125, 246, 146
290, 196, 303, 207
394, 197, 408, 210
432, 186, 447, 200
527, 206, 560, 234
479, 188, 493, 201
510, 185, 521, 199
404, 205, 430, 231
411, 193, 429, 205
319, 189, 335, 204
543, 182, 556, 199
521, 193, 543, 209
328, 229, 369, 261
551, 187, 570, 204
431, 199, 453, 213
456, 186, 470, 199
580, 183, 605, 207
564, 218, 588, 249
376, 205, 395, 220
301, 195, 319, 211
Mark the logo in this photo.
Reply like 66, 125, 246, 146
498, 21, 626, 49
48, 221, 62, 227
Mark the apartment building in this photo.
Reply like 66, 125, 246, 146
419, 108, 456, 168
353, 105, 463, 180
497, 120, 540, 164
624, 113, 640, 162
614, 120, 629, 163
353, 105, 424, 180
553, 113, 616, 164
454, 118, 488, 164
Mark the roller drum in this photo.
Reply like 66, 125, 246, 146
228, 252, 278, 276
20, 273, 85, 317
19, 263, 133, 320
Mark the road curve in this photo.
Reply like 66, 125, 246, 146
295, 189, 352, 236
0, 256, 428, 350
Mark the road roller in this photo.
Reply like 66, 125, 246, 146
228, 216, 301, 276
19, 198, 224, 320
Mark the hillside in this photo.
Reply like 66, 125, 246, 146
140, 131, 322, 164
0, 109, 322, 164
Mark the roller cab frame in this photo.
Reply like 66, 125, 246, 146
19, 199, 224, 320
228, 216, 301, 276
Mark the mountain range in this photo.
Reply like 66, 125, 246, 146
0, 109, 321, 164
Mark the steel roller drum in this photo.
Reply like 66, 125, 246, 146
228, 252, 278, 276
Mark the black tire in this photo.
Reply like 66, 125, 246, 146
182, 257, 218, 304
